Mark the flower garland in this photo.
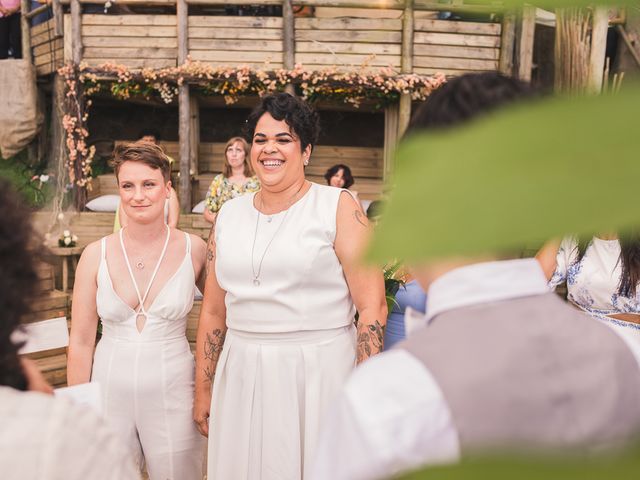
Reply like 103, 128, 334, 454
78, 59, 446, 107
59, 63, 95, 193
59, 59, 445, 204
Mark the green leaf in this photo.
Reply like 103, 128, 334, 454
368, 82, 640, 264
395, 442, 640, 480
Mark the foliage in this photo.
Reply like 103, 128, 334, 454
384, 262, 406, 313
0, 151, 55, 209
368, 82, 640, 263
396, 442, 640, 480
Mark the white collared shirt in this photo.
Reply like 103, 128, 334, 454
308, 259, 552, 480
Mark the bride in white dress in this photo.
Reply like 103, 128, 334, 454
68, 142, 207, 479
193, 93, 387, 479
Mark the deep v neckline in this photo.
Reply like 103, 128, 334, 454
103, 237, 191, 316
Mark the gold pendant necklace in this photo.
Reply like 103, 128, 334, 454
250, 181, 308, 286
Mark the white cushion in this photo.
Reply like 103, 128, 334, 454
192, 200, 206, 214
85, 194, 120, 212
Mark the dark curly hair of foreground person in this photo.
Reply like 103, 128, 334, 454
245, 92, 320, 152
0, 180, 39, 390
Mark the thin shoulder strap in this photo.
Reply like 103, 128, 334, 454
183, 231, 191, 254
100, 237, 107, 260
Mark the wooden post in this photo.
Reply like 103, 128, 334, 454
283, 0, 295, 69
588, 6, 608, 93
514, 6, 535, 82
499, 10, 517, 76
52, 0, 63, 37
20, 0, 32, 63
283, 0, 295, 94
189, 94, 200, 184
177, 0, 191, 212
383, 103, 399, 182
70, 0, 82, 63
398, 0, 414, 139
50, 74, 67, 209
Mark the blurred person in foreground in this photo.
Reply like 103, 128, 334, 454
308, 73, 640, 480
0, 179, 139, 480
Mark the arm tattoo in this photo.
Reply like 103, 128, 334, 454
205, 216, 217, 277
356, 319, 385, 363
354, 210, 368, 228
203, 328, 225, 382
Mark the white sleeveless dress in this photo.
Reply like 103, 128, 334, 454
209, 183, 357, 479
92, 232, 205, 480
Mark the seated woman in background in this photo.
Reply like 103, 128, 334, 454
324, 163, 358, 197
366, 201, 426, 349
203, 136, 260, 224
537, 233, 640, 345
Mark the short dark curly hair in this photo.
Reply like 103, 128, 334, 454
0, 180, 39, 390
245, 93, 320, 153
406, 72, 534, 134
324, 164, 355, 189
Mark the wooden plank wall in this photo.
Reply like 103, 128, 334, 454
80, 14, 178, 69
413, 18, 502, 76
188, 16, 284, 69
30, 18, 64, 75
294, 17, 402, 71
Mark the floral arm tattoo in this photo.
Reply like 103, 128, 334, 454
205, 216, 217, 278
203, 329, 226, 383
356, 320, 385, 364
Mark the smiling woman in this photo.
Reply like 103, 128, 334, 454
67, 142, 208, 480
194, 93, 387, 480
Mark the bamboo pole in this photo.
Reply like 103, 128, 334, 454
499, 10, 516, 76
588, 6, 608, 93
20, 0, 32, 62
70, 0, 82, 63
177, 0, 191, 211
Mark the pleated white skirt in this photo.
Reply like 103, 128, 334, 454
207, 325, 356, 480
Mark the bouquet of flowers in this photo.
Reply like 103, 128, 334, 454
58, 230, 78, 247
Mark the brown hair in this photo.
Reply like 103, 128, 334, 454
113, 141, 171, 182
222, 137, 253, 178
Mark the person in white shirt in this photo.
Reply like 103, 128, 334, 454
308, 73, 640, 480
0, 180, 139, 480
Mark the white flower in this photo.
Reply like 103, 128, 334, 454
57, 213, 64, 221
63, 230, 71, 237
72, 235, 78, 242
64, 237, 71, 246
39, 175, 50, 182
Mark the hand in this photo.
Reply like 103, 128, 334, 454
21, 358, 54, 394
193, 388, 211, 437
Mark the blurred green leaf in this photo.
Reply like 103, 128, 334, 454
395, 443, 640, 479
369, 82, 640, 264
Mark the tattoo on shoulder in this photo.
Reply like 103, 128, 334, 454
203, 328, 225, 382
354, 210, 368, 228
356, 320, 385, 363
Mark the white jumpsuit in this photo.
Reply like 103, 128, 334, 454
92, 233, 205, 480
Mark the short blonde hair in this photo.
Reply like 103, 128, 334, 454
113, 141, 171, 182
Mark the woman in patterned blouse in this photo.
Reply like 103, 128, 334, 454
203, 137, 260, 224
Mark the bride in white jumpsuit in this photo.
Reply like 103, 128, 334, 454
68, 142, 207, 479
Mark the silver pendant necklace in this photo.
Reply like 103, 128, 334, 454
251, 182, 307, 286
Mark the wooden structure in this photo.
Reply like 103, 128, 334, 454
22, 0, 537, 210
